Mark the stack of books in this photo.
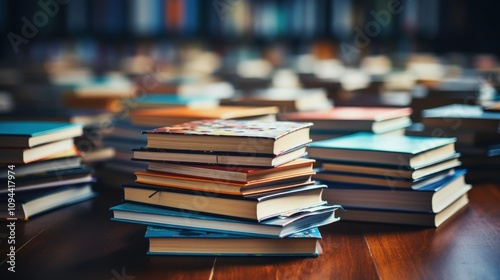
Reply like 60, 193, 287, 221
279, 107, 412, 141
0, 121, 96, 221
110, 119, 342, 256
0, 108, 117, 166
308, 132, 471, 227
408, 104, 500, 182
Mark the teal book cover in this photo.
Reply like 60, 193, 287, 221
135, 94, 219, 106
0, 121, 82, 137
309, 132, 455, 155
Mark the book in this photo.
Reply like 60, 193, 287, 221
320, 153, 461, 180
308, 133, 457, 168
130, 106, 279, 127
0, 139, 76, 164
0, 109, 115, 126
315, 169, 456, 189
122, 182, 327, 221
0, 167, 94, 195
406, 123, 500, 145
143, 119, 312, 155
132, 94, 219, 109
337, 194, 469, 227
0, 184, 96, 221
0, 156, 81, 178
279, 107, 412, 134
133, 145, 308, 167
221, 88, 332, 112
145, 226, 323, 256
135, 170, 314, 195
0, 121, 83, 148
110, 203, 340, 238
147, 158, 315, 183
321, 169, 471, 212
422, 104, 500, 132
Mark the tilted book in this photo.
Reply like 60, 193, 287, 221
110, 202, 340, 238
122, 182, 327, 221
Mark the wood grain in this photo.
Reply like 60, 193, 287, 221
1, 183, 498, 279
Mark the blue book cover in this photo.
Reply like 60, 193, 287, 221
0, 121, 83, 148
110, 202, 340, 238
308, 132, 456, 168
309, 132, 455, 155
134, 94, 219, 107
0, 121, 82, 137
145, 226, 322, 257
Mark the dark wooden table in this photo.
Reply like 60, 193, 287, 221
1, 182, 499, 280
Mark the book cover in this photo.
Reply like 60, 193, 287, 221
0, 121, 83, 148
110, 202, 340, 238
145, 226, 323, 256
321, 169, 471, 212
143, 119, 313, 155
337, 194, 470, 227
308, 132, 456, 168
147, 158, 315, 183
0, 184, 96, 221
122, 182, 327, 221
0, 167, 94, 195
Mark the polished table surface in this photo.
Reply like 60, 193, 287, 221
1, 181, 499, 280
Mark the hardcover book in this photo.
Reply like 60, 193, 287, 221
135, 170, 315, 195
321, 169, 471, 212
133, 145, 308, 167
308, 132, 457, 168
337, 194, 469, 227
0, 121, 83, 148
422, 104, 500, 131
314, 169, 455, 189
0, 167, 93, 195
146, 158, 315, 183
279, 107, 412, 133
320, 154, 461, 180
143, 119, 313, 155
0, 139, 76, 164
0, 184, 96, 221
122, 182, 327, 221
130, 105, 279, 127
110, 203, 340, 238
145, 226, 323, 256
